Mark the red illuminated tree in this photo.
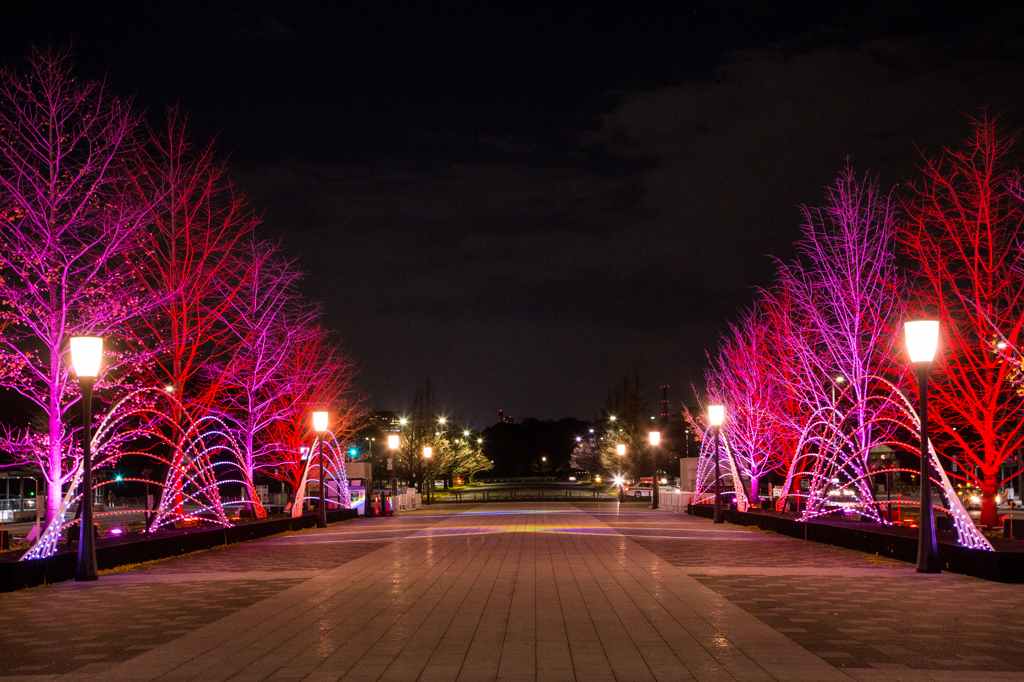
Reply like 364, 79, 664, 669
129, 107, 258, 412
128, 108, 258, 515
261, 326, 364, 502
0, 48, 154, 524
900, 115, 1024, 527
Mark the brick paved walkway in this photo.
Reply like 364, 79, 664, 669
0, 502, 1021, 681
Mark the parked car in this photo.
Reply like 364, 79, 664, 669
623, 485, 653, 499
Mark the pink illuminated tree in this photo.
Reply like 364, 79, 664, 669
900, 115, 1024, 527
706, 308, 793, 503
0, 48, 154, 525
205, 240, 318, 506
773, 167, 907, 509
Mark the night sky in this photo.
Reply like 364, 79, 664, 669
5, 2, 1024, 427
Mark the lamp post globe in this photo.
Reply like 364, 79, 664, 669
71, 336, 103, 581
616, 444, 627, 501
422, 446, 433, 504
312, 411, 329, 528
905, 320, 940, 573
387, 435, 399, 496
649, 431, 661, 510
709, 405, 725, 523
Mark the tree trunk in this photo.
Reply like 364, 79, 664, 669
980, 471, 999, 528
748, 474, 759, 506
47, 344, 63, 527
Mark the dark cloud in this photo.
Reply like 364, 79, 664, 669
5, 3, 1024, 424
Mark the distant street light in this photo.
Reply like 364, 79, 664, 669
649, 431, 661, 510
831, 375, 846, 403
423, 445, 433, 505
313, 411, 329, 528
616, 444, 627, 502
388, 434, 399, 495
906, 320, 940, 573
71, 336, 103, 582
709, 405, 725, 523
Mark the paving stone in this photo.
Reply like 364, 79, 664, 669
1, 502, 1022, 681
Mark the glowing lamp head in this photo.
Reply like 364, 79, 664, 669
399, 418, 407, 426
616, 443, 626, 456
438, 417, 446, 425
463, 430, 470, 437
609, 415, 616, 421
708, 404, 725, 427
70, 336, 103, 377
312, 411, 329, 432
649, 431, 660, 446
387, 434, 399, 450
423, 445, 433, 459
905, 320, 939, 363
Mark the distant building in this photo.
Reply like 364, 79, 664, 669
368, 410, 402, 432
498, 409, 513, 424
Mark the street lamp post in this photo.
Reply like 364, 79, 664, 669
617, 443, 626, 502
831, 375, 846, 403
313, 411, 328, 528
906, 320, 940, 574
649, 431, 660, 510
422, 446, 433, 504
388, 434, 399, 496
709, 405, 725, 523
71, 336, 103, 582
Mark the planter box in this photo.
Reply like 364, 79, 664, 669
688, 503, 1024, 583
0, 508, 357, 592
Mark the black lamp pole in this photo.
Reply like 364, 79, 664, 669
713, 425, 723, 524
915, 361, 940, 573
651, 442, 659, 510
76, 377, 98, 581
317, 434, 327, 528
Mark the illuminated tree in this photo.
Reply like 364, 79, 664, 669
127, 107, 259, 517
769, 167, 907, 514
205, 240, 317, 508
600, 374, 651, 475
570, 432, 604, 477
395, 382, 441, 492
261, 326, 363, 503
706, 308, 793, 503
429, 427, 483, 488
461, 444, 493, 483
900, 115, 1024, 527
129, 106, 258, 412
758, 283, 814, 475
0, 48, 153, 524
